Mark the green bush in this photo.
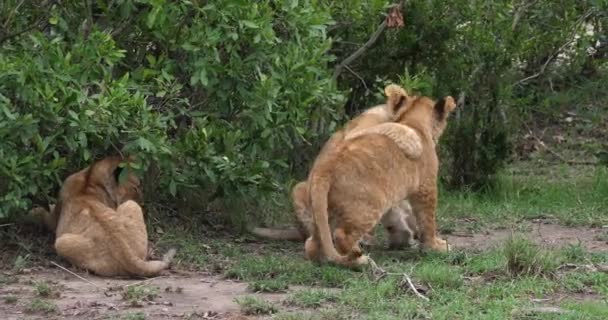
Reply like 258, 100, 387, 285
0, 0, 343, 219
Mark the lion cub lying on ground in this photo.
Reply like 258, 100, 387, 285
307, 94, 457, 267
44, 156, 175, 277
252, 85, 421, 248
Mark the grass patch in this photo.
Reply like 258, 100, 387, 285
121, 312, 146, 320
4, 295, 18, 304
33, 281, 53, 297
439, 166, 608, 227
273, 309, 353, 320
25, 298, 58, 314
0, 274, 17, 285
414, 262, 463, 289
235, 295, 278, 315
504, 237, 559, 277
248, 279, 289, 293
121, 285, 159, 307
225, 254, 353, 287
285, 289, 338, 308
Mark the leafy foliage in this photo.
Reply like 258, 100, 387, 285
0, 0, 343, 218
1, 0, 605, 219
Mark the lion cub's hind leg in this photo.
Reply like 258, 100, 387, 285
116, 200, 148, 259
55, 233, 118, 276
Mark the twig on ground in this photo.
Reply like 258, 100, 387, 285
367, 257, 429, 301
124, 276, 165, 288
401, 273, 430, 301
0, 223, 15, 228
50, 261, 101, 290
449, 232, 474, 238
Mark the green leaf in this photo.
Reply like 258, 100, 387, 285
241, 20, 259, 29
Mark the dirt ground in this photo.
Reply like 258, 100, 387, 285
0, 269, 292, 320
1, 222, 607, 320
445, 220, 608, 252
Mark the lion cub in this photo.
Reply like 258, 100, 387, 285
50, 156, 175, 277
307, 95, 457, 267
252, 85, 420, 247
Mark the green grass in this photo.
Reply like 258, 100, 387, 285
211, 235, 608, 319
25, 298, 58, 314
121, 312, 146, 320
438, 166, 608, 228
285, 289, 338, 308
33, 281, 53, 297
235, 295, 278, 315
248, 279, 289, 293
121, 285, 159, 306
4, 295, 18, 304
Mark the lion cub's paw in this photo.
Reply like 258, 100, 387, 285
422, 238, 450, 252
163, 248, 177, 263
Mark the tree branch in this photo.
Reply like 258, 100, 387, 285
513, 9, 595, 86
332, 20, 387, 82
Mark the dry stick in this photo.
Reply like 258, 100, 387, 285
344, 64, 369, 93
124, 276, 165, 288
367, 257, 430, 301
50, 261, 102, 290
332, 19, 387, 82
0, 223, 15, 228
401, 273, 430, 302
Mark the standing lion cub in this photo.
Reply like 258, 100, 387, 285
251, 85, 421, 247
49, 156, 175, 277
307, 94, 457, 267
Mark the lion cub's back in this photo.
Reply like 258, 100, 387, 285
329, 134, 421, 204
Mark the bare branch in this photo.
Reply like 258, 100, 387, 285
513, 9, 595, 86
332, 20, 387, 82
344, 65, 369, 93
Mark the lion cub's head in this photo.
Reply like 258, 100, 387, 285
82, 156, 142, 207
397, 95, 457, 143
59, 156, 142, 208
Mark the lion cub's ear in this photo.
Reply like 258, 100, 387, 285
384, 84, 409, 114
433, 95, 457, 119
443, 96, 456, 112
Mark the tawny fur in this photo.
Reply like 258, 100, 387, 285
251, 85, 418, 246
307, 95, 457, 267
48, 156, 175, 277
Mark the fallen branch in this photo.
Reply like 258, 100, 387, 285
0, 223, 15, 228
50, 261, 101, 290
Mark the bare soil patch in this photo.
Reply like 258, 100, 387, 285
0, 269, 291, 320
445, 221, 608, 251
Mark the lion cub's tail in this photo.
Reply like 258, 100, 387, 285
92, 206, 176, 277
250, 227, 305, 241
308, 175, 368, 268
